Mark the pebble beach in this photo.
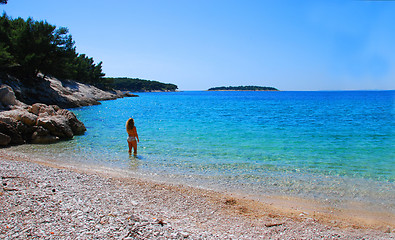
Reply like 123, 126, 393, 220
0, 150, 393, 239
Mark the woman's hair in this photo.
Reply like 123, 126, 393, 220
126, 118, 135, 131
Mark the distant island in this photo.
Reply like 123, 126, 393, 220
97, 77, 178, 92
208, 86, 279, 91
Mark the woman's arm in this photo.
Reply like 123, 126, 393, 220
134, 127, 139, 142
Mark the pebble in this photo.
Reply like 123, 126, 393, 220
0, 151, 393, 239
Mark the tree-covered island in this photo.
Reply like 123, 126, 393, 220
208, 86, 278, 91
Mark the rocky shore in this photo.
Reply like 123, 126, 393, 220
0, 103, 86, 146
0, 74, 136, 110
0, 74, 136, 147
0, 150, 393, 239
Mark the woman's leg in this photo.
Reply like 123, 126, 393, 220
128, 141, 132, 154
131, 140, 138, 155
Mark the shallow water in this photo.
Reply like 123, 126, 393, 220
10, 91, 395, 213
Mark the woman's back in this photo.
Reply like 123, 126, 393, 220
127, 126, 137, 137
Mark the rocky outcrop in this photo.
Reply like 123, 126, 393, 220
0, 103, 86, 146
57, 109, 87, 135
0, 84, 27, 110
0, 74, 135, 109
0, 74, 136, 146
0, 120, 25, 145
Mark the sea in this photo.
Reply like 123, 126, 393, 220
9, 91, 395, 214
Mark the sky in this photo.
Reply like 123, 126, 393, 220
2, 0, 395, 91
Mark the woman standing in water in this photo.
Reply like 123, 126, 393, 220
126, 118, 139, 155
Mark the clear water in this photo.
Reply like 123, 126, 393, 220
10, 91, 395, 212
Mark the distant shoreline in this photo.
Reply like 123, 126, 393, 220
207, 89, 279, 91
208, 86, 279, 91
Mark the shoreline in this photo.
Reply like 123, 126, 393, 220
1, 149, 393, 238
206, 90, 279, 92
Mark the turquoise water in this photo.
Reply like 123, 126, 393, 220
11, 91, 395, 211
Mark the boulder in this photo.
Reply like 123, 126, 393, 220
50, 105, 61, 112
38, 105, 56, 116
0, 121, 25, 145
31, 126, 59, 144
0, 115, 19, 126
0, 84, 18, 107
16, 120, 32, 141
1, 109, 37, 126
20, 112, 37, 126
0, 132, 11, 146
57, 109, 86, 135
37, 115, 74, 139
0, 112, 34, 142
0, 102, 86, 147
28, 103, 56, 116
31, 126, 50, 137
28, 103, 44, 115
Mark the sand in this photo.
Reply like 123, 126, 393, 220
0, 149, 393, 239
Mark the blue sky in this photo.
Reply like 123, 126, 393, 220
2, 0, 394, 90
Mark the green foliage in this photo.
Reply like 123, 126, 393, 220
69, 54, 105, 85
0, 14, 14, 68
97, 77, 178, 92
208, 85, 279, 91
0, 42, 13, 67
0, 14, 104, 83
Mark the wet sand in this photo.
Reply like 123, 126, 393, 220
0, 149, 393, 239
